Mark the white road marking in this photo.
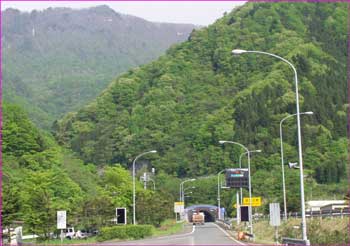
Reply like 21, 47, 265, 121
155, 225, 196, 239
213, 223, 246, 245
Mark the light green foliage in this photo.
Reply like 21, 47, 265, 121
21, 170, 84, 238
55, 1, 347, 197
3, 103, 175, 238
3, 2, 348, 242
2, 6, 195, 129
97, 225, 153, 241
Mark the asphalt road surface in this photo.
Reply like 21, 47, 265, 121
105, 222, 246, 245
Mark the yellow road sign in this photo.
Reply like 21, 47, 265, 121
243, 197, 261, 207
175, 202, 184, 206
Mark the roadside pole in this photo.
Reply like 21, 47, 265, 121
57, 211, 66, 246
236, 192, 240, 225
275, 226, 279, 244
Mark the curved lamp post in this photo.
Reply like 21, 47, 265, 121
217, 169, 226, 220
180, 179, 196, 202
132, 150, 157, 225
239, 149, 261, 205
219, 140, 253, 236
280, 111, 313, 221
232, 49, 309, 244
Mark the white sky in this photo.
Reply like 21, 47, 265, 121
1, 1, 245, 26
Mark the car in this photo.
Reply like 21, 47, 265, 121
75, 230, 88, 239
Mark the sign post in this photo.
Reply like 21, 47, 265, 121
57, 211, 67, 244
236, 192, 240, 225
174, 202, 185, 221
269, 203, 281, 243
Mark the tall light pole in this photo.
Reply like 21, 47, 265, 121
217, 169, 226, 220
232, 49, 309, 244
184, 186, 195, 202
179, 179, 196, 202
132, 150, 157, 225
178, 179, 195, 221
219, 140, 253, 236
239, 150, 262, 205
280, 111, 313, 221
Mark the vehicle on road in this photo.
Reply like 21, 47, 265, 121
63, 227, 76, 239
192, 212, 205, 225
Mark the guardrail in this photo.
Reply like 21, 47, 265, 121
282, 237, 309, 245
216, 219, 232, 230
252, 208, 350, 221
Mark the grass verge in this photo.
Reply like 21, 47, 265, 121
152, 219, 185, 237
22, 220, 184, 244
243, 217, 349, 244
22, 236, 97, 245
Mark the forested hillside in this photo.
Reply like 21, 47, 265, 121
54, 2, 348, 209
2, 5, 196, 129
2, 102, 174, 238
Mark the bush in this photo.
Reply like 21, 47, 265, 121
96, 225, 154, 242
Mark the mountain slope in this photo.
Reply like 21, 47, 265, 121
2, 5, 196, 129
54, 2, 347, 200
2, 102, 174, 237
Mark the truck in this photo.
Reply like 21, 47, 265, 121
192, 212, 205, 225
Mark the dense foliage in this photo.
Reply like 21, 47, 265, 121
96, 225, 154, 241
2, 2, 348, 244
2, 6, 195, 129
54, 2, 348, 210
2, 103, 174, 240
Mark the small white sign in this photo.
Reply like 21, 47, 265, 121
269, 203, 281, 226
57, 211, 67, 229
174, 202, 184, 213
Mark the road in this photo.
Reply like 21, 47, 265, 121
105, 222, 245, 245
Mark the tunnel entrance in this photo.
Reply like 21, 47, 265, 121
186, 204, 218, 222
199, 210, 215, 222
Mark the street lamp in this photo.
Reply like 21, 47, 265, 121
132, 150, 157, 225
239, 149, 262, 205
219, 140, 253, 236
217, 169, 226, 220
280, 111, 313, 221
232, 49, 309, 244
180, 179, 196, 202
184, 186, 195, 192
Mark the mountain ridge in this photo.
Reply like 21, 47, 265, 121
54, 2, 347, 185
2, 5, 197, 129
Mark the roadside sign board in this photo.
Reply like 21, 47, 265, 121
174, 202, 184, 213
116, 208, 127, 225
269, 203, 281, 226
57, 211, 66, 229
225, 168, 249, 188
240, 206, 249, 222
243, 197, 262, 207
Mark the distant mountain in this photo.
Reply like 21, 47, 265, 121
54, 2, 347, 200
2, 5, 196, 129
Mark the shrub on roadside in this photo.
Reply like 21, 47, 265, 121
96, 225, 154, 242
280, 219, 349, 244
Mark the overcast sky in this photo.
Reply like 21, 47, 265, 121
1, 1, 245, 26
